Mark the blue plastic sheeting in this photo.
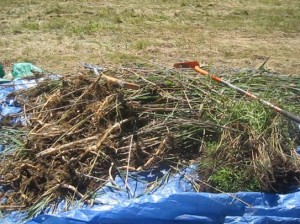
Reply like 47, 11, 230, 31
29, 193, 300, 224
24, 167, 300, 224
2, 166, 298, 223
0, 80, 38, 126
1, 75, 300, 224
0, 76, 59, 125
297, 146, 300, 155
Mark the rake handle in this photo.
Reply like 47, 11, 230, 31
279, 110, 300, 124
194, 66, 300, 124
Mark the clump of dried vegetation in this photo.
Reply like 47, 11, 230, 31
0, 65, 299, 218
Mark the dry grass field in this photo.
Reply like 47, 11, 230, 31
1, 1, 300, 220
1, 0, 300, 74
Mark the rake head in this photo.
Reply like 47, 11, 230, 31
173, 61, 200, 68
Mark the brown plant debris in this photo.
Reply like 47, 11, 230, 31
0, 66, 300, 216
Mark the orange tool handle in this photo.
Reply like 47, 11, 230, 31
193, 65, 300, 124
195, 66, 222, 83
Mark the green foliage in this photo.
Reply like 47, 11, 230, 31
132, 39, 155, 50
209, 167, 260, 192
216, 100, 270, 134
23, 21, 40, 31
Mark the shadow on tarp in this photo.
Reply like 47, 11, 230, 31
1, 71, 300, 224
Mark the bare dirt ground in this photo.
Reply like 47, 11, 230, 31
0, 0, 299, 73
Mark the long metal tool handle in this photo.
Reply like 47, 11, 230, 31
193, 66, 300, 124
83, 63, 140, 90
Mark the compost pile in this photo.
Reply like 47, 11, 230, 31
1, 65, 300, 216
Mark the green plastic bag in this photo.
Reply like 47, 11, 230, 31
11, 63, 43, 79
0, 64, 5, 78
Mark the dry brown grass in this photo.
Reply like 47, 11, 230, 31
0, 0, 299, 74
1, 66, 299, 218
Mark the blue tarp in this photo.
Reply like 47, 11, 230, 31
1, 69, 300, 224
3, 166, 300, 224
27, 173, 300, 224
28, 192, 300, 224
0, 80, 35, 125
